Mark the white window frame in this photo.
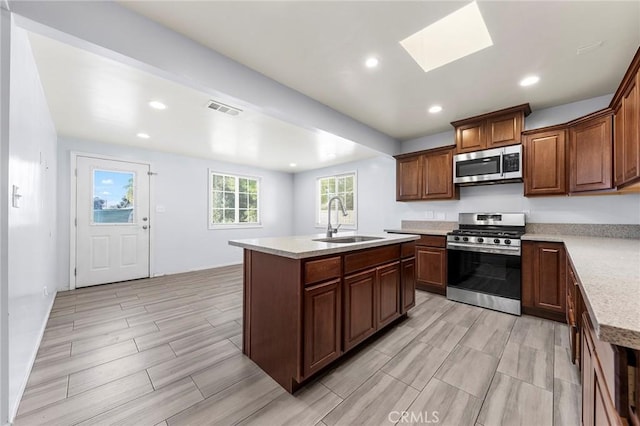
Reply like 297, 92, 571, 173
208, 169, 262, 229
315, 171, 358, 230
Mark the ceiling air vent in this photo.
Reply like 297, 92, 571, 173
207, 100, 242, 116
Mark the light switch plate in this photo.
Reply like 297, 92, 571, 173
155, 205, 166, 213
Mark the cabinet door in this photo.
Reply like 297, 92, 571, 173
377, 262, 401, 328
522, 241, 566, 319
396, 155, 422, 201
455, 122, 485, 153
303, 279, 341, 377
423, 149, 455, 200
623, 76, 639, 183
569, 115, 613, 192
614, 105, 625, 186
401, 257, 416, 314
533, 243, 566, 314
344, 269, 377, 350
524, 129, 568, 196
582, 320, 595, 426
486, 112, 522, 149
416, 246, 446, 290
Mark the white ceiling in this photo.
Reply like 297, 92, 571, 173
27, 32, 378, 172
26, 1, 640, 173
119, 0, 640, 140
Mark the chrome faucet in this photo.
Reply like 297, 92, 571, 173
326, 195, 348, 238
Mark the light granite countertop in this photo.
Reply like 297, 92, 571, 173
384, 228, 450, 236
229, 232, 420, 260
523, 233, 640, 350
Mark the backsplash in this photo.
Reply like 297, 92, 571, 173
400, 220, 640, 239
525, 223, 640, 239
400, 220, 457, 231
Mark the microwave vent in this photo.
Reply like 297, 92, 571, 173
207, 100, 242, 116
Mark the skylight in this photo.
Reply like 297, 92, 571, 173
400, 1, 493, 73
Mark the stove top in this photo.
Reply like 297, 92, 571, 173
446, 212, 526, 255
450, 229, 525, 238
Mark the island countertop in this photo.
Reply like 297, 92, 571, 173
523, 234, 640, 350
229, 232, 420, 259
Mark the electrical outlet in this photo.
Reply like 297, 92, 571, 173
425, 210, 434, 219
435, 212, 446, 220
43, 286, 48, 296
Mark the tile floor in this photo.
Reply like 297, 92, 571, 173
14, 265, 581, 425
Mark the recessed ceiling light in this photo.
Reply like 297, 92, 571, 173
289, 163, 297, 167
429, 105, 443, 113
365, 57, 379, 68
136, 132, 150, 139
148, 101, 167, 110
400, 1, 493, 73
519, 75, 540, 87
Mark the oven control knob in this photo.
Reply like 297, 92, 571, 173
477, 237, 484, 243
505, 239, 511, 245
493, 238, 500, 244
454, 236, 460, 241
462, 237, 469, 242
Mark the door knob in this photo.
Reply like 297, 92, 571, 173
142, 217, 148, 221
142, 225, 148, 230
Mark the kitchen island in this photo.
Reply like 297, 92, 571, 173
228, 232, 419, 392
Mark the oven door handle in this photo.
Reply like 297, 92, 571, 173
499, 150, 504, 177
446, 242, 521, 256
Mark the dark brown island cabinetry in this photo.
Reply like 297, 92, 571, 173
569, 111, 614, 193
400, 242, 416, 314
611, 48, 640, 188
523, 127, 568, 196
521, 241, 566, 322
242, 241, 416, 393
394, 146, 458, 202
415, 235, 447, 295
451, 103, 531, 153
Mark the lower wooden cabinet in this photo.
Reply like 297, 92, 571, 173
581, 312, 623, 426
377, 262, 401, 328
344, 261, 401, 350
415, 236, 447, 295
401, 257, 416, 314
522, 241, 566, 321
303, 279, 341, 377
344, 269, 377, 351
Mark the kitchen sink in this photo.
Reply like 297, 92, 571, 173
313, 236, 383, 244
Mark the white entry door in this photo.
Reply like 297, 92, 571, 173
75, 156, 150, 287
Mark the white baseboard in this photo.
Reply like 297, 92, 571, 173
8, 291, 56, 423
152, 262, 243, 278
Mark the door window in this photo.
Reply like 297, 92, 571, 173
92, 170, 135, 224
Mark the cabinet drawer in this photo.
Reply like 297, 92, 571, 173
304, 256, 341, 285
401, 242, 416, 258
344, 245, 400, 275
416, 235, 446, 248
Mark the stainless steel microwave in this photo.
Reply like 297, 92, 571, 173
453, 145, 522, 185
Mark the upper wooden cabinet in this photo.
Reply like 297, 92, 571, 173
451, 104, 531, 154
394, 145, 458, 202
611, 48, 640, 188
523, 127, 567, 196
569, 111, 613, 193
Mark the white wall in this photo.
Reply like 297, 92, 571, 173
58, 137, 294, 288
0, 6, 11, 426
7, 23, 58, 421
294, 156, 399, 235
294, 95, 640, 234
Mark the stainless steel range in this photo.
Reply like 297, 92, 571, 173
446, 213, 526, 315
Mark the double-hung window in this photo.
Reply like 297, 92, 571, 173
209, 171, 260, 228
316, 172, 357, 229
